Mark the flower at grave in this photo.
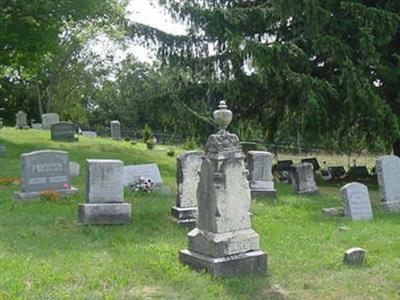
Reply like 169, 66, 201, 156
130, 176, 155, 193
63, 183, 70, 189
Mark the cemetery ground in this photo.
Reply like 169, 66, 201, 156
0, 128, 399, 299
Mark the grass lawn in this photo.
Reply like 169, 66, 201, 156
0, 127, 399, 299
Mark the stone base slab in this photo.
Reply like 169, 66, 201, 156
188, 228, 260, 257
14, 187, 78, 200
78, 203, 131, 225
251, 189, 277, 198
296, 188, 319, 196
179, 249, 267, 277
171, 206, 197, 226
382, 201, 400, 212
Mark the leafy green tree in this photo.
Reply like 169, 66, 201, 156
129, 1, 400, 153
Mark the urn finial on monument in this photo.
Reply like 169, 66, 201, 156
206, 100, 240, 154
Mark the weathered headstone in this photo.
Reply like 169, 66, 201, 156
247, 151, 276, 197
340, 182, 373, 221
110, 120, 121, 140
32, 123, 42, 130
179, 101, 267, 277
41, 113, 60, 130
78, 159, 131, 225
69, 161, 80, 177
171, 151, 203, 225
343, 247, 366, 265
290, 163, 319, 195
82, 131, 97, 138
15, 111, 29, 129
301, 157, 320, 171
51, 122, 76, 141
376, 155, 400, 212
14, 150, 78, 200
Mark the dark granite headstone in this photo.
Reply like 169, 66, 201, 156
51, 122, 76, 141
348, 166, 370, 178
328, 166, 347, 180
275, 160, 294, 171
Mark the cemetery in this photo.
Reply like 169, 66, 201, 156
1, 1, 399, 299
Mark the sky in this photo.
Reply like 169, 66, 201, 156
90, 0, 184, 63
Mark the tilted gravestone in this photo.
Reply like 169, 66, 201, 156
51, 122, 76, 141
247, 151, 276, 197
290, 163, 319, 195
14, 150, 78, 200
110, 120, 121, 140
376, 155, 400, 212
78, 159, 131, 225
41, 113, 59, 130
179, 101, 267, 277
15, 111, 29, 129
171, 151, 203, 225
340, 182, 373, 221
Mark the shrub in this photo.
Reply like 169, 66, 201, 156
146, 138, 155, 150
142, 124, 153, 143
183, 137, 197, 150
167, 148, 175, 157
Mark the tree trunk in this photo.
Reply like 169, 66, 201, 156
393, 139, 400, 157
35, 83, 43, 117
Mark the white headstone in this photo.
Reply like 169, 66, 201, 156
247, 151, 276, 197
86, 159, 124, 203
32, 123, 42, 130
82, 131, 97, 138
376, 155, 400, 211
340, 182, 373, 221
41, 113, 60, 130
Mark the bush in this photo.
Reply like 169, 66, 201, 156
142, 124, 153, 143
183, 137, 197, 150
167, 148, 175, 157
146, 138, 155, 150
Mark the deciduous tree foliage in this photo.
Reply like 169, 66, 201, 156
129, 0, 400, 153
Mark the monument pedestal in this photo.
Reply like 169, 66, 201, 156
250, 181, 276, 198
14, 187, 78, 200
78, 203, 131, 225
179, 249, 267, 277
171, 206, 197, 226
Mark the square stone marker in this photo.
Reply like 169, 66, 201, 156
110, 120, 121, 140
14, 150, 78, 200
340, 182, 373, 221
86, 159, 124, 203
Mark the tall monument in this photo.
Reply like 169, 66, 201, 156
179, 101, 267, 277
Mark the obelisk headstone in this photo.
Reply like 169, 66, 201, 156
171, 151, 203, 225
376, 155, 400, 212
247, 151, 276, 197
179, 101, 267, 277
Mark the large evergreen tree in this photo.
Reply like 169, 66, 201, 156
130, 0, 400, 153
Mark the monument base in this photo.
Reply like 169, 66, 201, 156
296, 188, 319, 196
171, 206, 197, 226
251, 189, 277, 198
382, 201, 400, 212
179, 249, 267, 277
78, 203, 131, 225
14, 187, 78, 200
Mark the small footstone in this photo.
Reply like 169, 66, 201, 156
322, 207, 345, 217
343, 247, 366, 265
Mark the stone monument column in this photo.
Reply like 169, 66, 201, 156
179, 101, 267, 277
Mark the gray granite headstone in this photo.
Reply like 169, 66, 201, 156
179, 101, 267, 277
376, 155, 400, 212
15, 111, 29, 129
247, 151, 276, 197
41, 113, 59, 130
290, 163, 319, 195
14, 150, 78, 200
171, 151, 203, 225
32, 123, 42, 130
78, 159, 131, 225
123, 163, 163, 187
110, 120, 121, 140
340, 182, 373, 221
51, 122, 76, 141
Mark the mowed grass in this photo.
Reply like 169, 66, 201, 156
0, 127, 399, 299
